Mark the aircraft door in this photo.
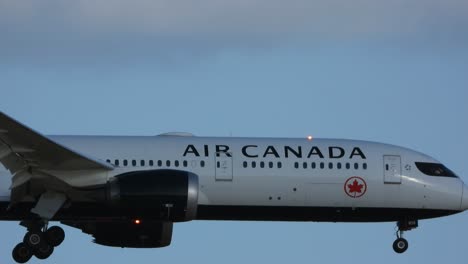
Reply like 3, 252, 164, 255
215, 153, 233, 181
384, 155, 402, 184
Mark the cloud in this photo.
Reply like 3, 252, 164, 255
1, 0, 468, 65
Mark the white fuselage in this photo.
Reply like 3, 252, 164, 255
1, 134, 466, 221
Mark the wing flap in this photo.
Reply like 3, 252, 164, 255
0, 112, 113, 174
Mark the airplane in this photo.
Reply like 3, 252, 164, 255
0, 111, 467, 263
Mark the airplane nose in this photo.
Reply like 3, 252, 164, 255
461, 183, 468, 211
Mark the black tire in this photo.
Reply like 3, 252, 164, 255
23, 231, 44, 249
393, 238, 409, 253
34, 242, 54, 260
46, 226, 65, 247
12, 242, 33, 263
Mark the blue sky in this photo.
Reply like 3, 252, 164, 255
1, 1, 468, 263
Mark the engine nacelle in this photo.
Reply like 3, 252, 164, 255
106, 170, 198, 222
65, 220, 174, 248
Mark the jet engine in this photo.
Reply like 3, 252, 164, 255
106, 169, 199, 222
64, 221, 173, 248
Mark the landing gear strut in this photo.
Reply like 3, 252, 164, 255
12, 221, 65, 263
392, 219, 418, 254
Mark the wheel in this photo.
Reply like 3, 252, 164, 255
12, 242, 33, 263
393, 238, 409, 253
34, 242, 54, 260
46, 226, 65, 247
23, 231, 44, 249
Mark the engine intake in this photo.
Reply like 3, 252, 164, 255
107, 170, 198, 222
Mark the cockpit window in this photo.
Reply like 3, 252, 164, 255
415, 162, 458, 178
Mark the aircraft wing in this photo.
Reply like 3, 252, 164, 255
0, 112, 113, 174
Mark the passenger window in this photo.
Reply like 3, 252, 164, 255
337, 163, 342, 169
329, 162, 333, 169
277, 162, 282, 169
269, 162, 274, 168
363, 163, 367, 170
346, 163, 350, 169
201, 161, 205, 167
183, 160, 188, 167
115, 159, 120, 166
158, 160, 162, 167
252, 161, 256, 168
149, 160, 154, 166
166, 160, 171, 167
311, 162, 316, 169
106, 159, 111, 163
132, 160, 136, 166
303, 162, 308, 169
294, 162, 299, 169
175, 160, 180, 167
354, 163, 359, 169
140, 160, 145, 166
320, 162, 325, 169
415, 162, 458, 178
123, 160, 128, 166
243, 161, 248, 168
260, 162, 265, 168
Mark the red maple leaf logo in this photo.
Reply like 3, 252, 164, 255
347, 179, 364, 194
344, 177, 367, 198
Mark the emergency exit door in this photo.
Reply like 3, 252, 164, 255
215, 153, 233, 181
384, 155, 402, 184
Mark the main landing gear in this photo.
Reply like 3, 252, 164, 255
12, 221, 65, 263
392, 219, 418, 254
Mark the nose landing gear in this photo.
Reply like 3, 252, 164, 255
393, 237, 409, 253
392, 219, 418, 254
12, 221, 65, 263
